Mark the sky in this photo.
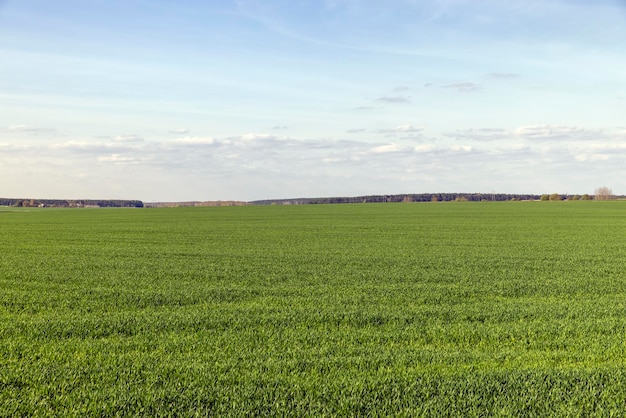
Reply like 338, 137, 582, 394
1, 0, 625, 201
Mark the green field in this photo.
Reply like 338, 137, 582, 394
2, 202, 626, 416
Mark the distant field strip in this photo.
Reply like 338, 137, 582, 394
2, 202, 626, 415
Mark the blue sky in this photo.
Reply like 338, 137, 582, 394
1, 0, 625, 201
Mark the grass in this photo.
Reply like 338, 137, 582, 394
2, 201, 626, 415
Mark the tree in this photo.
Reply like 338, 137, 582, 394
594, 186, 614, 201
549, 193, 561, 201
540, 194, 549, 201
581, 194, 591, 200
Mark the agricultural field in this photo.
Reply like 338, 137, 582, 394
2, 201, 626, 416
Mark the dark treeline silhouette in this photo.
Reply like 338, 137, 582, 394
4, 193, 619, 209
0, 198, 144, 208
251, 193, 546, 205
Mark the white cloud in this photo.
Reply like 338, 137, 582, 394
114, 134, 144, 142
169, 128, 190, 134
376, 96, 411, 103
450, 145, 474, 153
376, 124, 425, 135
50, 140, 120, 153
173, 136, 216, 145
513, 125, 601, 141
509, 143, 530, 151
0, 143, 34, 155
50, 141, 89, 150
371, 143, 402, 153
239, 133, 280, 141
5, 122, 625, 200
572, 142, 626, 162
445, 128, 508, 141
446, 125, 611, 142
5, 125, 55, 133
97, 154, 138, 164
442, 82, 481, 92
414, 144, 436, 153
394, 124, 424, 133
574, 153, 610, 162
8, 125, 31, 131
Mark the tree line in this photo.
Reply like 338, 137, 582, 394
2, 188, 616, 208
252, 193, 541, 205
0, 198, 144, 208
252, 191, 619, 205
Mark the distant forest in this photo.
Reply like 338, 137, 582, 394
2, 192, 617, 209
250, 193, 597, 205
148, 192, 608, 207
0, 198, 144, 208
